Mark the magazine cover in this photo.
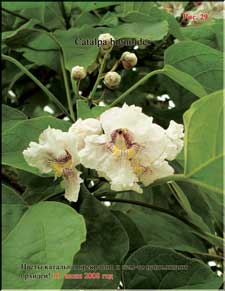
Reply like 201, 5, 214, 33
2, 1, 224, 290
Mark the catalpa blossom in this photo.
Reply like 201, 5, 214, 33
23, 127, 82, 202
79, 104, 184, 193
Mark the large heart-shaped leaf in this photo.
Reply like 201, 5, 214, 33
165, 41, 223, 94
2, 201, 86, 289
162, 41, 223, 108
183, 90, 224, 194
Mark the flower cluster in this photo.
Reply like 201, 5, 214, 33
23, 104, 184, 202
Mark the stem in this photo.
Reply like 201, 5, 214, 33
88, 53, 108, 100
75, 80, 81, 99
59, 54, 75, 121
192, 252, 223, 261
110, 68, 164, 107
58, 2, 70, 29
2, 54, 70, 118
110, 60, 120, 72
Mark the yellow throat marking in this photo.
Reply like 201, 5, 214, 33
51, 159, 73, 178
112, 133, 136, 159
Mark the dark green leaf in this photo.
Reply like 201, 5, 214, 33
2, 184, 28, 240
125, 208, 207, 253
123, 246, 222, 289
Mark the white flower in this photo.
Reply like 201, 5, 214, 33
23, 127, 82, 202
79, 104, 184, 193
69, 118, 102, 151
71, 66, 87, 80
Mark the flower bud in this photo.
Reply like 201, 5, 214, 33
121, 52, 138, 69
104, 72, 121, 89
98, 33, 115, 51
71, 66, 87, 80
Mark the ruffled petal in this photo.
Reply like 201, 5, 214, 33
63, 168, 83, 202
23, 141, 52, 173
69, 118, 102, 151
137, 123, 167, 166
39, 127, 68, 159
166, 120, 184, 140
79, 134, 109, 170
164, 121, 184, 160
100, 103, 153, 138
140, 161, 174, 186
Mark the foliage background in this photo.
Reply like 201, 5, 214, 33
2, 1, 224, 290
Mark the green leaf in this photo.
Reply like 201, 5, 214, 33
176, 182, 216, 234
2, 116, 70, 174
76, 100, 108, 119
2, 1, 44, 11
203, 189, 223, 231
125, 208, 207, 253
165, 41, 223, 94
112, 210, 145, 252
123, 246, 223, 289
116, 2, 156, 17
98, 12, 119, 27
18, 171, 62, 204
76, 2, 121, 12
168, 181, 211, 233
2, 19, 39, 46
54, 26, 99, 71
110, 20, 168, 42
2, 184, 28, 240
181, 20, 223, 51
183, 90, 224, 194
118, 5, 183, 40
16, 32, 60, 72
2, 104, 27, 133
63, 186, 129, 289
162, 65, 207, 98
2, 202, 86, 289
